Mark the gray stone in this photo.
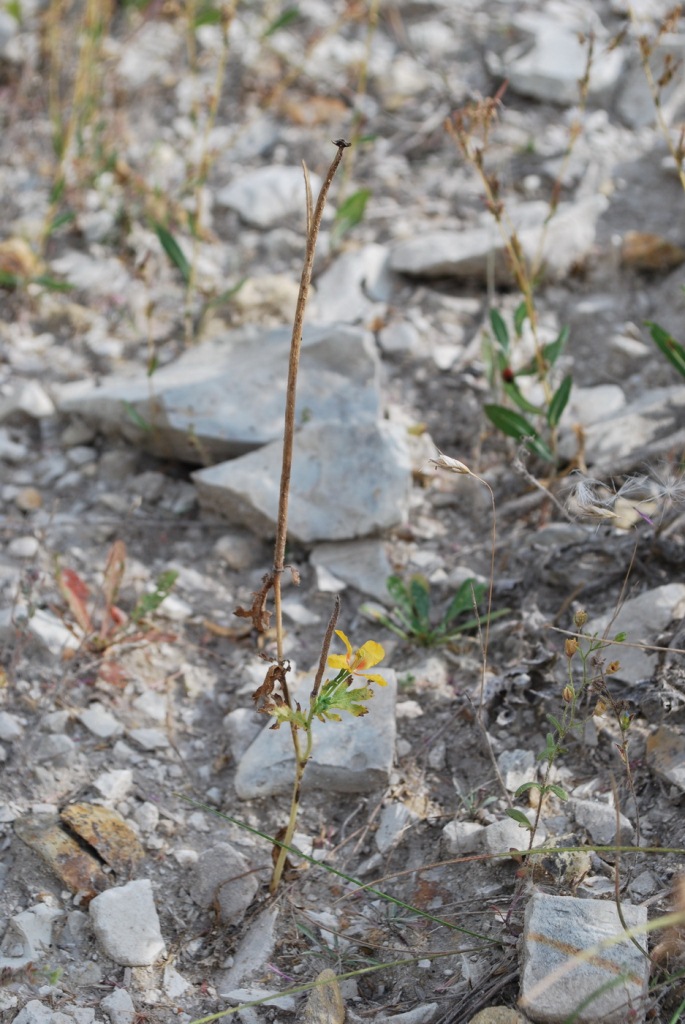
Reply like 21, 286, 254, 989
579, 387, 685, 471
216, 906, 279, 991
216, 166, 321, 229
0, 712, 23, 742
0, 428, 28, 463
223, 708, 263, 763
78, 703, 123, 739
519, 893, 649, 1023
497, 749, 536, 794
15, 608, 80, 657
127, 728, 169, 750
378, 319, 422, 357
571, 798, 634, 846
213, 532, 266, 571
617, 34, 685, 128
234, 669, 397, 798
310, 539, 393, 600
489, 14, 624, 106
194, 420, 411, 543
11, 1001, 72, 1024
312, 244, 393, 323
647, 725, 685, 792
100, 989, 135, 1024
0, 904, 64, 973
589, 584, 685, 681
163, 964, 191, 998
58, 324, 381, 464
375, 802, 419, 853
50, 251, 130, 296
33, 734, 76, 767
191, 843, 258, 924
390, 198, 607, 284
89, 879, 165, 966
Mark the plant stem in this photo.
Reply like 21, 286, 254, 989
268, 141, 348, 894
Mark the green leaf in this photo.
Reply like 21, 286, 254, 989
122, 401, 152, 433
262, 6, 300, 37
194, 4, 222, 26
503, 380, 545, 416
203, 277, 247, 309
444, 579, 485, 625
47, 210, 76, 235
485, 404, 555, 460
31, 274, 73, 292
0, 270, 18, 288
514, 301, 528, 338
332, 189, 371, 245
154, 222, 191, 283
505, 808, 533, 831
547, 374, 572, 428
489, 308, 510, 353
514, 782, 540, 798
131, 570, 179, 623
546, 714, 564, 734
545, 784, 569, 801
543, 324, 570, 367
440, 606, 511, 639
645, 320, 685, 378
613, 631, 627, 642
409, 574, 431, 628
359, 604, 410, 641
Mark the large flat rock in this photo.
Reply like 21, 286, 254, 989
390, 197, 607, 284
57, 324, 381, 463
192, 420, 412, 543
234, 669, 397, 799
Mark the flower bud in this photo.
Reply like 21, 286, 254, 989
565, 638, 579, 658
606, 660, 620, 675
573, 609, 588, 628
562, 684, 574, 703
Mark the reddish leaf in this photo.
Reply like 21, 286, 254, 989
57, 568, 93, 634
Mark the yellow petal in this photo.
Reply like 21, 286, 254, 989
328, 654, 350, 672
365, 672, 387, 687
334, 629, 353, 656
356, 640, 385, 669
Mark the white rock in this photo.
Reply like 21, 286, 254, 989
390, 197, 608, 284
589, 584, 685, 681
115, 20, 181, 89
78, 703, 123, 739
235, 669, 397, 798
194, 420, 411, 543
490, 14, 624, 106
442, 820, 484, 855
132, 691, 166, 723
50, 252, 130, 296
127, 728, 169, 750
100, 988, 135, 1024
213, 532, 265, 571
216, 166, 322, 229
11, 1000, 69, 1024
7, 537, 39, 559
16, 608, 80, 657
0, 380, 55, 421
482, 816, 546, 858
93, 769, 133, 802
579, 386, 685, 471
163, 964, 191, 999
0, 428, 28, 462
520, 893, 648, 1023
89, 879, 165, 966
395, 700, 423, 719
378, 319, 422, 357
221, 988, 296, 1011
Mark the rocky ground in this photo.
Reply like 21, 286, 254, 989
1, 1, 685, 1023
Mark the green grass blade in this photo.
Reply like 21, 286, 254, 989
154, 222, 191, 283
646, 320, 685, 378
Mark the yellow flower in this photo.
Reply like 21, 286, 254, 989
328, 630, 387, 686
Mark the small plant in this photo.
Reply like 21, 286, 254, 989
55, 538, 178, 655
361, 573, 506, 648
483, 305, 572, 463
